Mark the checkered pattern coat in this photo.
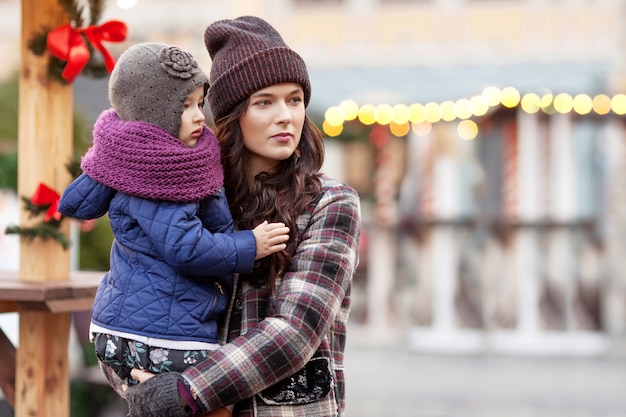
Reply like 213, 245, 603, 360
181, 177, 361, 417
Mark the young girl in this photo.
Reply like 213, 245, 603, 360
124, 17, 361, 417
58, 43, 289, 415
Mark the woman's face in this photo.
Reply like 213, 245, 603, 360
239, 82, 305, 175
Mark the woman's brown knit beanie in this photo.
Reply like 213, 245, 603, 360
204, 16, 311, 121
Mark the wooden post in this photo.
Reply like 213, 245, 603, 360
15, 1, 73, 416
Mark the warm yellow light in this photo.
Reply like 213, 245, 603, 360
323, 121, 343, 137
500, 87, 521, 108
470, 96, 489, 116
455, 98, 473, 119
540, 92, 554, 114
324, 106, 344, 127
482, 86, 502, 107
375, 104, 393, 125
391, 104, 410, 124
520, 93, 541, 114
440, 100, 457, 122
553, 93, 573, 114
412, 121, 432, 136
611, 93, 626, 115
572, 94, 592, 115
457, 120, 478, 140
339, 100, 359, 121
592, 94, 612, 115
408, 103, 425, 123
389, 122, 411, 137
358, 104, 376, 125
423, 102, 441, 123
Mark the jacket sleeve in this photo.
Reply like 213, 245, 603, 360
58, 173, 116, 219
130, 197, 256, 277
181, 184, 361, 412
198, 188, 235, 234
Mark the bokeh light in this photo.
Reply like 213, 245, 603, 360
392, 104, 410, 124
322, 121, 343, 137
339, 100, 359, 121
457, 120, 478, 140
572, 94, 593, 115
423, 102, 441, 123
470, 95, 489, 116
389, 122, 411, 137
375, 104, 393, 125
592, 94, 612, 115
408, 103, 425, 123
455, 98, 473, 119
482, 86, 502, 107
324, 106, 344, 127
611, 93, 626, 115
440, 100, 457, 122
358, 104, 376, 125
553, 93, 573, 114
520, 93, 541, 114
500, 87, 521, 108
412, 121, 432, 136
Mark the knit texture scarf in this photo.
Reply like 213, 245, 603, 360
81, 109, 224, 202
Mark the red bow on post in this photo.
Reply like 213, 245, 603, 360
31, 183, 62, 222
46, 20, 128, 82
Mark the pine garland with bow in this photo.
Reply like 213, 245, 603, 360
5, 160, 82, 249
28, 0, 127, 83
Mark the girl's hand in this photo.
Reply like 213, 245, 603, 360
252, 220, 290, 259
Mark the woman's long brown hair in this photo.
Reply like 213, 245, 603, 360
214, 99, 324, 287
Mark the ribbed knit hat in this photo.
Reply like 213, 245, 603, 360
109, 43, 209, 138
204, 16, 311, 121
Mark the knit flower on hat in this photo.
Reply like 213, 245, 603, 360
160, 47, 201, 80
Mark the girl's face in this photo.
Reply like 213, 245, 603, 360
239, 82, 305, 175
179, 85, 206, 147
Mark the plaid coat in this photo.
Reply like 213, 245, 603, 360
182, 177, 361, 417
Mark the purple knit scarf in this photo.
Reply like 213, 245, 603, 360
81, 109, 224, 202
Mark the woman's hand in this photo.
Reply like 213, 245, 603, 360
122, 371, 191, 417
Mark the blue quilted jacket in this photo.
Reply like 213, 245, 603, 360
58, 173, 256, 343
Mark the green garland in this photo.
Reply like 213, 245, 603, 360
5, 160, 80, 250
27, 0, 109, 84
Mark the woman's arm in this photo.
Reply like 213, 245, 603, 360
183, 184, 361, 412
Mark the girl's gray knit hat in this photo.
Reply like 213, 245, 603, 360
109, 42, 209, 138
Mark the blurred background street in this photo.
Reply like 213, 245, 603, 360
344, 326, 626, 417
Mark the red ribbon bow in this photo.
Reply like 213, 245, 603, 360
46, 20, 128, 82
31, 183, 62, 222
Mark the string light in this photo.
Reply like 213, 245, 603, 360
323, 87, 626, 140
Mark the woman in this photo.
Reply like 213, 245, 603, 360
124, 16, 361, 417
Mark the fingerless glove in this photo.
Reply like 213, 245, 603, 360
125, 372, 192, 417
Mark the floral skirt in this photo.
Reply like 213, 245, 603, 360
93, 332, 216, 386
